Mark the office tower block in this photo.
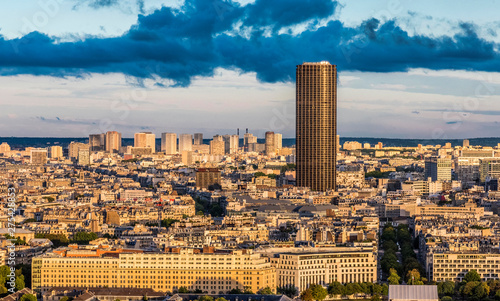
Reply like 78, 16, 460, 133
210, 140, 225, 156
244, 133, 257, 146
179, 134, 193, 152
134, 132, 156, 153
194, 133, 203, 145
296, 61, 337, 191
463, 139, 470, 148
223, 135, 239, 154
265, 131, 275, 156
425, 157, 452, 181
274, 133, 282, 152
230, 135, 239, 154
31, 148, 48, 165
78, 149, 90, 166
161, 133, 177, 155
89, 133, 105, 151
105, 131, 122, 153
49, 146, 63, 159
69, 142, 89, 160
480, 159, 500, 182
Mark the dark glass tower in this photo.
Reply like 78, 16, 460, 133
296, 61, 337, 191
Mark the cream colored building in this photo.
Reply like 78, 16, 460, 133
432, 253, 500, 282
269, 248, 377, 292
32, 247, 275, 294
134, 132, 156, 153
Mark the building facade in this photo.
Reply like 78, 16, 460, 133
161, 133, 177, 155
32, 247, 275, 294
296, 62, 337, 191
271, 248, 377, 292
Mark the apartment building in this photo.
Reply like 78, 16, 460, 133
269, 247, 377, 292
32, 247, 275, 294
432, 253, 500, 282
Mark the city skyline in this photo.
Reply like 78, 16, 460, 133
1, 1, 500, 138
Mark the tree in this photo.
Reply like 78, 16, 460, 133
474, 282, 490, 299
441, 297, 453, 301
437, 281, 455, 296
406, 269, 423, 285
464, 270, 481, 283
372, 284, 383, 295
228, 288, 243, 294
300, 289, 313, 301
19, 295, 37, 301
327, 282, 343, 296
495, 289, 500, 301
461, 281, 480, 297
257, 287, 273, 295
277, 286, 297, 297
60, 297, 69, 301
215, 298, 228, 301
0, 285, 7, 294
309, 284, 327, 301
15, 274, 25, 290
243, 286, 254, 294
178, 287, 188, 293
254, 172, 266, 177
388, 268, 401, 285
381, 284, 389, 296
198, 296, 214, 301
371, 295, 381, 301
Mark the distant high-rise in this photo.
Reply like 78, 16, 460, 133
105, 131, 122, 153
69, 142, 89, 160
265, 131, 275, 156
296, 61, 337, 191
78, 149, 90, 166
425, 157, 452, 181
244, 133, 257, 146
463, 139, 470, 148
89, 134, 105, 151
194, 133, 203, 145
274, 133, 282, 153
49, 146, 63, 159
31, 148, 48, 165
179, 134, 193, 152
161, 133, 177, 155
134, 132, 156, 153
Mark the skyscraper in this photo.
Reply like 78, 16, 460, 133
274, 133, 282, 153
161, 133, 177, 155
194, 133, 203, 145
105, 131, 122, 153
134, 132, 156, 153
425, 157, 452, 181
296, 61, 337, 191
31, 148, 48, 165
89, 133, 105, 151
265, 131, 275, 156
179, 134, 193, 152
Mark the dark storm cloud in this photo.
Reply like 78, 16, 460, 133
1, 0, 500, 86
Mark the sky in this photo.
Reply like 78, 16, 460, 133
1, 0, 500, 139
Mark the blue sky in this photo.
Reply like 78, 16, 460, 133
1, 0, 500, 139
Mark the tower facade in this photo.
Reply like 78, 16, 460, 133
161, 133, 177, 155
296, 61, 337, 191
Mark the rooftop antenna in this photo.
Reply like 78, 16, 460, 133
237, 128, 239, 136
